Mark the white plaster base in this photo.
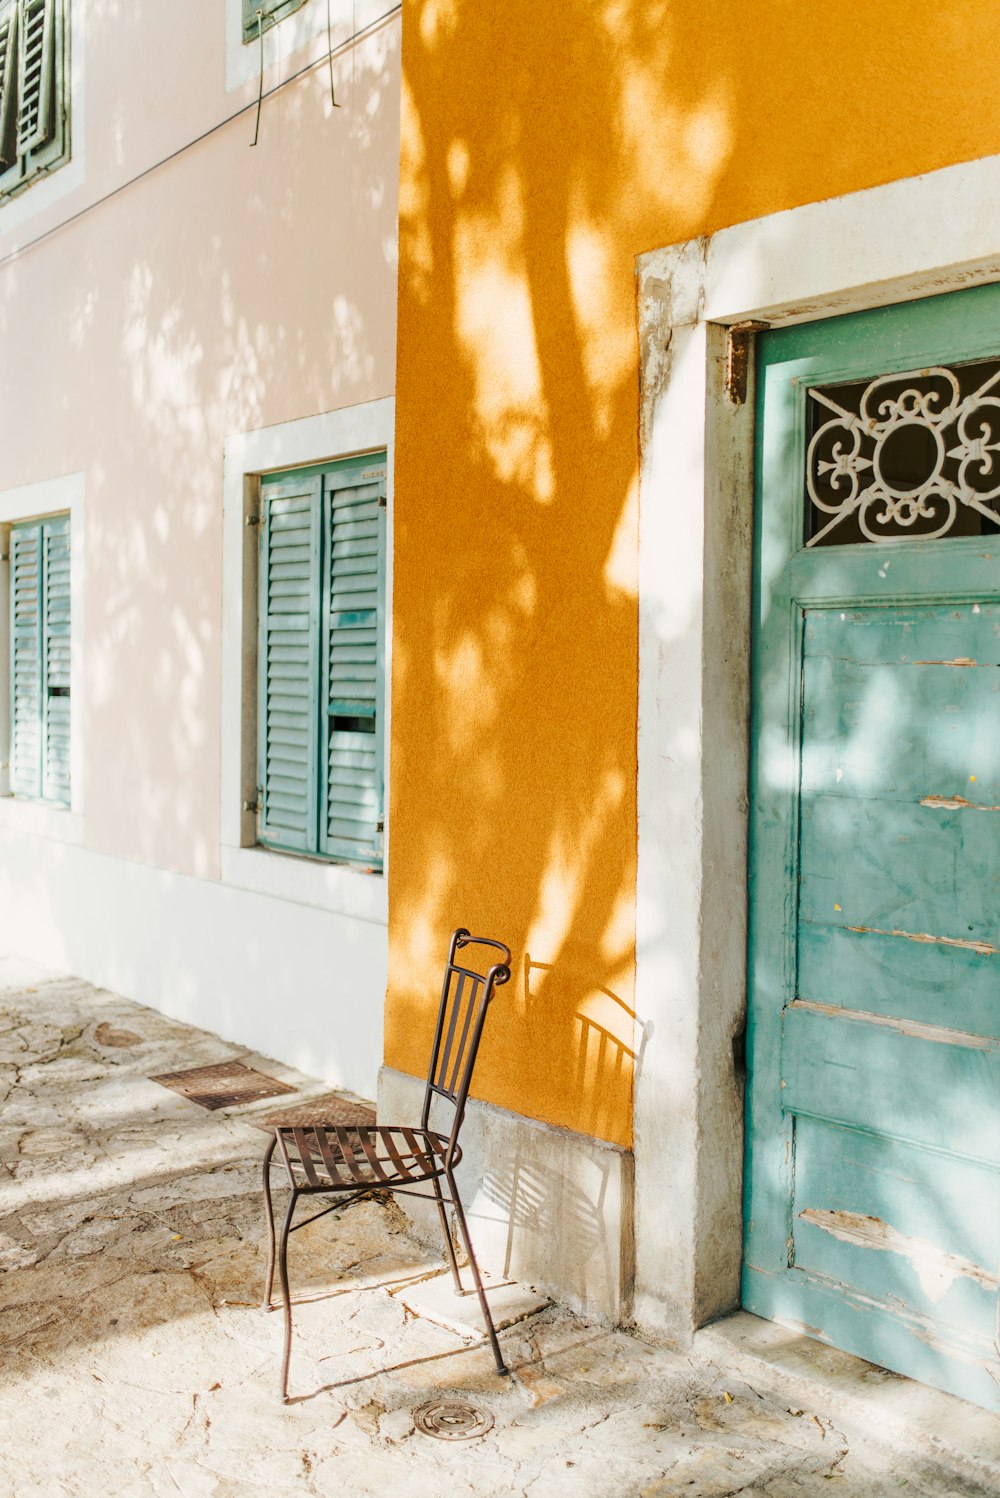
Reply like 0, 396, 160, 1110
0, 827, 385, 1098
377, 1066, 634, 1323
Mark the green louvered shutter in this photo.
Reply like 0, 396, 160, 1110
9, 521, 42, 797
16, 0, 55, 157
0, 1, 18, 168
258, 474, 321, 854
41, 514, 70, 805
242, 0, 309, 43
320, 458, 386, 869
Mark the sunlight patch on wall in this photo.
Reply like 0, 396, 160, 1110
565, 190, 635, 441
123, 264, 207, 449
600, 887, 637, 969
618, 69, 733, 223
399, 74, 432, 303
447, 139, 470, 199
390, 849, 454, 977
604, 473, 638, 599
331, 295, 376, 394
454, 166, 555, 503
523, 768, 628, 977
419, 0, 459, 50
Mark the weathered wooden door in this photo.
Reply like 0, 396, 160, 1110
744, 286, 1000, 1411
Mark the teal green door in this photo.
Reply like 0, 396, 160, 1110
744, 285, 1000, 1411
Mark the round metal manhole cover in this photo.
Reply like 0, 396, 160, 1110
412, 1399, 494, 1441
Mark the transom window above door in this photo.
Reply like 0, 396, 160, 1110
805, 358, 1000, 546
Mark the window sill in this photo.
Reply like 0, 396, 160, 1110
220, 843, 387, 924
0, 796, 84, 845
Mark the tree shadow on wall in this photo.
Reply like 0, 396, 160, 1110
386, 0, 737, 1146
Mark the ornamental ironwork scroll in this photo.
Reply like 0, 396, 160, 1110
805, 361, 1000, 546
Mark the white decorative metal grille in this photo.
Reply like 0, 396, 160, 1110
805, 361, 1000, 545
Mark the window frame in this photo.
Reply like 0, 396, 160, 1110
0, 0, 70, 205
0, 471, 84, 844
225, 0, 355, 93
255, 453, 387, 870
220, 401, 393, 923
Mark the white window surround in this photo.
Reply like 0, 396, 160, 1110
0, 471, 84, 844
0, 0, 85, 243
224, 0, 380, 93
221, 397, 393, 924
633, 151, 1000, 1346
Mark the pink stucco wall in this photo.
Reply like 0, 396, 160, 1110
0, 2, 400, 878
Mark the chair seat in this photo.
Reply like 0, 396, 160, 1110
275, 1123, 461, 1192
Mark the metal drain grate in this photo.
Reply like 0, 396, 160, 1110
149, 1060, 296, 1111
412, 1400, 494, 1441
252, 1094, 376, 1132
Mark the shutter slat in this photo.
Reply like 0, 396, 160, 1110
327, 764, 376, 789
331, 515, 380, 540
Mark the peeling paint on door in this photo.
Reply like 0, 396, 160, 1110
798, 1210, 997, 1302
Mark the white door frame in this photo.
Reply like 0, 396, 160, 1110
634, 151, 1000, 1343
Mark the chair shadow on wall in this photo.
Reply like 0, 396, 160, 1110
477, 1149, 615, 1310
460, 955, 650, 1311
524, 954, 650, 1141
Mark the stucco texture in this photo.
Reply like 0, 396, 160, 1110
386, 0, 1000, 1148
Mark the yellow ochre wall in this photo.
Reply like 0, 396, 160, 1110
386, 0, 1000, 1149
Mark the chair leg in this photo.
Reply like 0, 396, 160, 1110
447, 1170, 508, 1377
261, 1134, 278, 1311
431, 1173, 465, 1296
277, 1188, 299, 1402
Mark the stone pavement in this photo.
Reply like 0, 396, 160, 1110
0, 952, 997, 1498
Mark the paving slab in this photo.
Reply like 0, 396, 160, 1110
0, 952, 997, 1498
393, 1268, 551, 1339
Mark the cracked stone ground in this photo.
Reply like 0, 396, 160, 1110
0, 953, 995, 1498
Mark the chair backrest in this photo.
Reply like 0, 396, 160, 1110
421, 928, 511, 1157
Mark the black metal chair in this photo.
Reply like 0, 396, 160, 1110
261, 927, 512, 1401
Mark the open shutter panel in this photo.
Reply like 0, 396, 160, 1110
41, 516, 70, 805
0, 1, 18, 169
16, 0, 55, 158
320, 462, 386, 869
258, 477, 321, 854
10, 522, 42, 798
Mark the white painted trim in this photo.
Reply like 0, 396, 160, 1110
0, 471, 85, 834
224, 0, 382, 93
221, 397, 394, 925
0, 0, 86, 244
634, 149, 1000, 1346
0, 828, 385, 1095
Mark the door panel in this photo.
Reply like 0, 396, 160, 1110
793, 1117, 997, 1339
744, 285, 1000, 1412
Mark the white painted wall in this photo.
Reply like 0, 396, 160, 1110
0, 826, 385, 1091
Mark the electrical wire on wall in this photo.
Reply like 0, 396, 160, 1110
251, 10, 266, 146
0, 2, 402, 270
326, 0, 342, 111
